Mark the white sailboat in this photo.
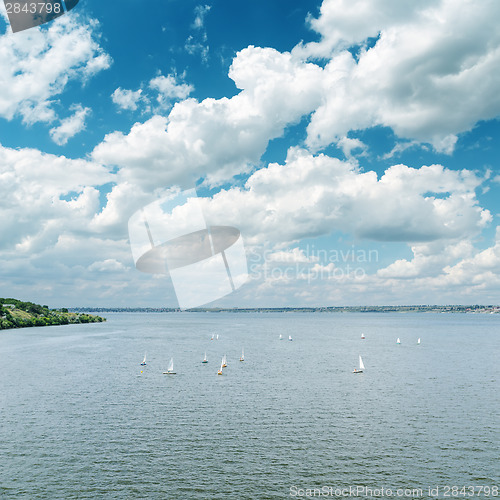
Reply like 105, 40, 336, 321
353, 355, 365, 373
288, 335, 293, 341
217, 358, 223, 375
216, 334, 219, 340
163, 358, 176, 375
417, 338, 421, 344
239, 348, 244, 362
279, 334, 283, 340
140, 353, 147, 366
202, 352, 208, 363
361, 333, 365, 339
396, 338, 401, 344
210, 334, 214, 341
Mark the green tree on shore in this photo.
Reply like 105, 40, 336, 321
0, 298, 106, 331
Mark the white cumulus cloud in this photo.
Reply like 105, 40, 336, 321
149, 74, 194, 109
298, 0, 500, 154
0, 13, 111, 124
111, 88, 143, 111
93, 47, 323, 189
50, 105, 91, 145
0, 143, 112, 252
202, 148, 491, 245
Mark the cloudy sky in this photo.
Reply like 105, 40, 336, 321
0, 0, 499, 308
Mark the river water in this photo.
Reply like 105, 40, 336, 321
0, 312, 498, 499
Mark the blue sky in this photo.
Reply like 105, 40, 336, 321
0, 0, 499, 307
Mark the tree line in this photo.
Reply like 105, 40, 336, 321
0, 298, 106, 330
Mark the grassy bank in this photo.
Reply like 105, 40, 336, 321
0, 298, 106, 330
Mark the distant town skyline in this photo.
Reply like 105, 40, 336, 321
1, 0, 499, 308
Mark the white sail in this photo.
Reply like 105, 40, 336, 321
203, 352, 207, 361
142, 354, 146, 363
240, 348, 244, 360
288, 335, 293, 341
396, 338, 401, 344
279, 334, 283, 340
168, 358, 174, 372
359, 355, 365, 371
417, 338, 421, 344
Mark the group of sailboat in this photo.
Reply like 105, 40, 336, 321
138, 323, 425, 379
140, 329, 423, 376
138, 353, 176, 374
201, 349, 244, 374
142, 331, 422, 377
351, 335, 422, 374
355, 335, 421, 344
217, 352, 234, 375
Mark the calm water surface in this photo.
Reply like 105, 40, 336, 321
0, 312, 499, 499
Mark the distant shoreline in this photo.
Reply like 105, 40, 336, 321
70, 305, 499, 314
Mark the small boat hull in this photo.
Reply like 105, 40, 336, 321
202, 360, 208, 364
352, 370, 363, 374
163, 371, 176, 375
